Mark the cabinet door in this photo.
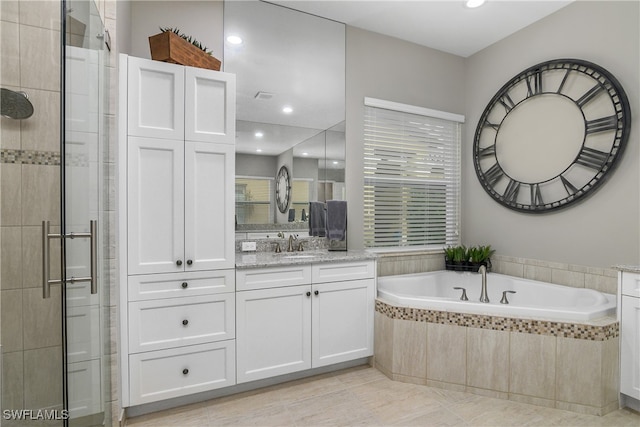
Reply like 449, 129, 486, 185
621, 295, 640, 399
128, 137, 185, 275
236, 286, 311, 383
184, 142, 235, 270
312, 279, 374, 368
127, 56, 185, 140
185, 67, 235, 144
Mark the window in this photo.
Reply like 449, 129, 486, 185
291, 179, 311, 221
363, 98, 463, 249
235, 177, 273, 224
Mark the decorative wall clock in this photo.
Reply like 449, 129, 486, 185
473, 59, 631, 213
275, 165, 291, 213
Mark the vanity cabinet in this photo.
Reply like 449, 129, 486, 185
235, 261, 375, 383
119, 55, 236, 407
619, 271, 640, 401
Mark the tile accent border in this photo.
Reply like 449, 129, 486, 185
1, 149, 60, 166
375, 299, 619, 341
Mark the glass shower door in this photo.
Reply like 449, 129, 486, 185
63, 1, 111, 425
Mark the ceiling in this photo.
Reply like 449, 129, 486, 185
228, 0, 574, 158
271, 0, 574, 58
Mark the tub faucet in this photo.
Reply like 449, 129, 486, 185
479, 265, 489, 303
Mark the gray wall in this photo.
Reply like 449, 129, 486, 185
345, 26, 466, 249
128, 1, 223, 62
235, 153, 277, 178
463, 1, 639, 268
126, 1, 639, 267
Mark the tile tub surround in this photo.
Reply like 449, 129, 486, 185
374, 300, 619, 416
376, 252, 619, 295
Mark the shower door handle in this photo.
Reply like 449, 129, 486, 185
42, 220, 98, 298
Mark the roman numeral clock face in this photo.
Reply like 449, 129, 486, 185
473, 59, 631, 213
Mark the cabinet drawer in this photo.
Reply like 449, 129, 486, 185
622, 273, 640, 298
312, 261, 375, 283
128, 270, 235, 301
129, 294, 235, 353
236, 265, 312, 291
129, 341, 236, 406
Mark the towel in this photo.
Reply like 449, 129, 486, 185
326, 200, 347, 241
309, 202, 326, 237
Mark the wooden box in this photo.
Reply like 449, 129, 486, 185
149, 31, 221, 71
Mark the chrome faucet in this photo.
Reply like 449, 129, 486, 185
287, 234, 297, 252
479, 265, 489, 303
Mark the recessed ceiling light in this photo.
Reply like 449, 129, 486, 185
465, 0, 486, 8
255, 132, 264, 138
256, 148, 262, 153
302, 152, 308, 156
282, 106, 293, 114
333, 161, 339, 165
226, 35, 243, 45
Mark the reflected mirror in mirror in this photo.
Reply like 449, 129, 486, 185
225, 0, 345, 227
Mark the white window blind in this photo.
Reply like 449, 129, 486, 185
363, 98, 462, 249
235, 176, 273, 224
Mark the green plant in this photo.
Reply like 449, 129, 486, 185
443, 246, 456, 261
159, 27, 212, 55
444, 245, 469, 262
468, 245, 495, 263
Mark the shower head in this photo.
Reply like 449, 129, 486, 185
1, 88, 34, 120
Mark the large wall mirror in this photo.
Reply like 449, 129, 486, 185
225, 0, 346, 230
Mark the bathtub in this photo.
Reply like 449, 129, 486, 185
377, 270, 616, 322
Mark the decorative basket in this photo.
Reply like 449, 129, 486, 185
149, 31, 221, 71
444, 259, 491, 273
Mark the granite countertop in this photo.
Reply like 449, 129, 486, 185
235, 249, 377, 269
614, 265, 640, 274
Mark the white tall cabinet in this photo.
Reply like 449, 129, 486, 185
619, 270, 640, 405
119, 55, 236, 407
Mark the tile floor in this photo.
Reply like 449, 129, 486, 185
125, 366, 640, 426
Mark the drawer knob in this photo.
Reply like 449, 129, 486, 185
182, 368, 189, 375
181, 282, 188, 289
306, 291, 311, 297
187, 259, 193, 266
314, 290, 319, 296
176, 260, 183, 266
182, 319, 189, 326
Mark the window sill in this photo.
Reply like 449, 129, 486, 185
366, 247, 445, 257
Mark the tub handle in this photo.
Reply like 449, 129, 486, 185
500, 290, 516, 304
453, 287, 469, 301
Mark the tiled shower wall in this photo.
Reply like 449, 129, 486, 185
0, 1, 119, 425
1, 0, 64, 415
377, 251, 618, 294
